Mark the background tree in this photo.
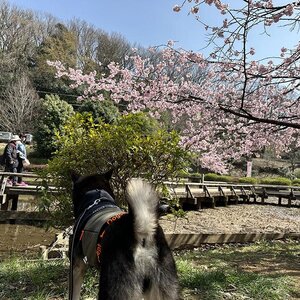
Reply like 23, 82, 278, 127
68, 19, 100, 73
96, 31, 134, 74
34, 94, 74, 158
0, 1, 148, 137
0, 2, 41, 93
31, 23, 78, 102
0, 74, 40, 133
78, 99, 120, 124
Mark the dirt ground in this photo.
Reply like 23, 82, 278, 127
159, 201, 300, 234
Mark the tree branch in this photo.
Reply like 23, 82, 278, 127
219, 105, 300, 129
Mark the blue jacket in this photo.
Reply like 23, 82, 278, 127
16, 142, 27, 159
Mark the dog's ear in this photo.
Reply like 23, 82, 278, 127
104, 169, 113, 181
70, 170, 81, 183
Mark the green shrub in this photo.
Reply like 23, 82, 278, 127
187, 173, 202, 182
204, 173, 235, 182
259, 177, 291, 186
34, 94, 74, 158
78, 99, 120, 124
292, 178, 300, 186
204, 173, 221, 181
42, 112, 190, 227
238, 177, 258, 184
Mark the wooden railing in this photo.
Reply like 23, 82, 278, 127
163, 181, 300, 208
0, 171, 59, 220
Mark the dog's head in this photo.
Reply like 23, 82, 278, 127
71, 169, 115, 218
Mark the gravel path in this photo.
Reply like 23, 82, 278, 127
159, 202, 300, 234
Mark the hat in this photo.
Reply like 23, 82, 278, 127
10, 134, 21, 141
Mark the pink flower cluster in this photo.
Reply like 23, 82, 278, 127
48, 39, 300, 174
47, 1, 300, 174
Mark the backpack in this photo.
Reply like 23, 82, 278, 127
0, 144, 8, 166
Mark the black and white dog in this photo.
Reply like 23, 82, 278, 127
69, 170, 179, 300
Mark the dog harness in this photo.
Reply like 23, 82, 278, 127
74, 189, 125, 267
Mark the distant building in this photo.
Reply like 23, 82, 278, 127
0, 132, 12, 143
0, 132, 33, 144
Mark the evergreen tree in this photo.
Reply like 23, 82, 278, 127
31, 23, 78, 102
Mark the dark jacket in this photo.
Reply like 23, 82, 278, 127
5, 141, 19, 168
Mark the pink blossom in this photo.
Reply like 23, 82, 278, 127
249, 47, 255, 55
284, 4, 294, 16
167, 40, 175, 47
191, 6, 199, 14
173, 5, 181, 12
217, 31, 224, 38
205, 0, 214, 5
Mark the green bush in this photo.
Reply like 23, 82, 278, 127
292, 178, 300, 186
238, 177, 258, 184
34, 94, 74, 158
78, 99, 120, 124
204, 173, 235, 182
42, 112, 190, 227
187, 173, 202, 182
204, 173, 221, 181
259, 177, 291, 186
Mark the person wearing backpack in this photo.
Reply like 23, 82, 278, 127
4, 135, 20, 186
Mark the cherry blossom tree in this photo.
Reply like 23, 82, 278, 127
48, 0, 300, 174
173, 0, 300, 128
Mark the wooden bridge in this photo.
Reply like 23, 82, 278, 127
164, 180, 300, 209
0, 171, 299, 222
0, 171, 58, 221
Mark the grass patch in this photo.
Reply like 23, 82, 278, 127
176, 239, 300, 299
0, 259, 67, 300
177, 260, 292, 299
0, 240, 299, 299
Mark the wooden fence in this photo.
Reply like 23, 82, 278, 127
0, 171, 58, 220
165, 180, 300, 209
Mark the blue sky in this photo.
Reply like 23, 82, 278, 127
6, 0, 299, 59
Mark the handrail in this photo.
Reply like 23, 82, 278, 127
163, 180, 300, 190
0, 171, 48, 178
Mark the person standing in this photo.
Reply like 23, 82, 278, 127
16, 133, 28, 186
4, 135, 20, 186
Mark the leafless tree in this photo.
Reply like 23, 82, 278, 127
68, 19, 99, 72
96, 31, 134, 72
0, 74, 40, 133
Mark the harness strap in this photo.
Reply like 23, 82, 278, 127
96, 212, 127, 264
